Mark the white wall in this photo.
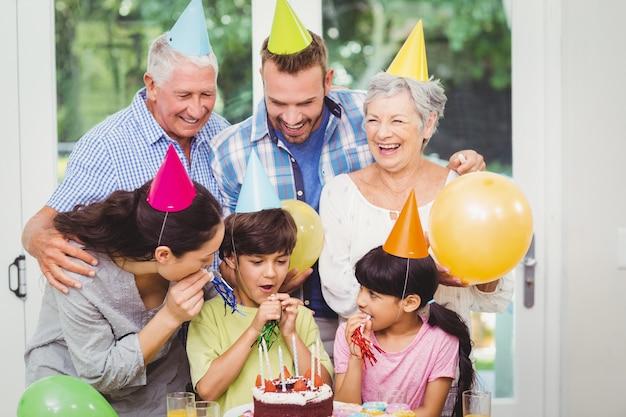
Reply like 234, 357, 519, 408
560, 0, 626, 415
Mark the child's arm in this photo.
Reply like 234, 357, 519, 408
412, 377, 453, 417
333, 314, 369, 404
278, 294, 333, 386
194, 297, 283, 400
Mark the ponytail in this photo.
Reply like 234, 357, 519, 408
427, 303, 475, 417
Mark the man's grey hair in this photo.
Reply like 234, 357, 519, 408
146, 33, 219, 86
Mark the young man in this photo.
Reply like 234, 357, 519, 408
208, 1, 485, 357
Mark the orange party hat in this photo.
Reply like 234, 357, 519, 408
383, 189, 429, 258
386, 20, 429, 81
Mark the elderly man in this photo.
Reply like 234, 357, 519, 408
22, 0, 229, 292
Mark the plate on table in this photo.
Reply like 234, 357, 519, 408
224, 401, 345, 417
223, 403, 253, 417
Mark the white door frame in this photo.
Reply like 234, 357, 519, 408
1, 0, 57, 414
503, 0, 562, 415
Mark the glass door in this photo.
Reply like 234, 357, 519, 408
320, 0, 546, 415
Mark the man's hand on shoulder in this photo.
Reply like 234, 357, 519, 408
22, 206, 97, 293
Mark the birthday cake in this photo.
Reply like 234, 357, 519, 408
252, 373, 334, 417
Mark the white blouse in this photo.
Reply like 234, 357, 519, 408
318, 172, 514, 327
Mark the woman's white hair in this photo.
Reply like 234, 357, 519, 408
363, 72, 447, 149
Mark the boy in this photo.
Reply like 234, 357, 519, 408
186, 208, 333, 411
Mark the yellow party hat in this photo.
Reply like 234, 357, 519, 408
383, 190, 429, 259
267, 0, 313, 55
387, 20, 429, 81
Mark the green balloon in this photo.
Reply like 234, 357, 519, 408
17, 375, 119, 417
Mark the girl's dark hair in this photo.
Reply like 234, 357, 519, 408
219, 208, 297, 259
54, 180, 223, 261
355, 246, 475, 417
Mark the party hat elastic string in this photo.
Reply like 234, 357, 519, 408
156, 212, 169, 247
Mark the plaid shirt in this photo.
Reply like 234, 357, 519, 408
48, 88, 230, 212
209, 89, 374, 214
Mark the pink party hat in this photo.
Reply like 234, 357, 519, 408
167, 0, 212, 56
383, 190, 429, 259
147, 144, 196, 212
235, 150, 282, 213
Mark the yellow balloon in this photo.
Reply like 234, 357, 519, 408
281, 200, 325, 276
428, 172, 533, 285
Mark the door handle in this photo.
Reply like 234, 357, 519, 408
523, 236, 536, 308
8, 254, 27, 299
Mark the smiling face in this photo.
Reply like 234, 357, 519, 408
156, 222, 225, 281
364, 90, 436, 173
144, 60, 217, 142
355, 285, 404, 331
261, 60, 332, 144
228, 252, 290, 307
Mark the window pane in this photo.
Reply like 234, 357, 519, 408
322, 0, 513, 398
55, 0, 253, 176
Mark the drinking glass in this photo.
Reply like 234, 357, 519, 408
462, 389, 491, 417
187, 400, 220, 417
166, 391, 195, 417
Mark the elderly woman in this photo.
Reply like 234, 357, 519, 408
319, 72, 514, 330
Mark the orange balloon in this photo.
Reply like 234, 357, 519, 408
281, 200, 325, 277
428, 172, 533, 284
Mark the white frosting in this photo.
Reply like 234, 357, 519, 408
253, 383, 333, 405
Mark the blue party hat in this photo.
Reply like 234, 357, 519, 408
235, 151, 281, 213
167, 0, 212, 56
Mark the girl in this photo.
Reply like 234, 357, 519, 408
25, 178, 224, 417
333, 246, 475, 417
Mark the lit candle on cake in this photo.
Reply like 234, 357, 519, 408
261, 338, 272, 379
278, 346, 286, 392
310, 345, 315, 388
292, 334, 299, 376
258, 343, 264, 383
316, 338, 321, 378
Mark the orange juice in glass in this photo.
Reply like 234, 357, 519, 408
167, 392, 195, 417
